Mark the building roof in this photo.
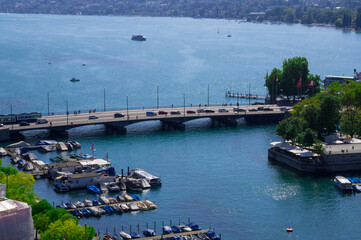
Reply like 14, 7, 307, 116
48, 162, 81, 168
0, 198, 30, 213
68, 172, 99, 179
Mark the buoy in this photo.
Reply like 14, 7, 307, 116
286, 227, 293, 232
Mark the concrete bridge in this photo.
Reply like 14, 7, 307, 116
0, 104, 288, 141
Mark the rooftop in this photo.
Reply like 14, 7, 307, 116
67, 172, 99, 179
47, 162, 81, 168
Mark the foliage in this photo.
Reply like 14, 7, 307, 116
276, 117, 306, 142
313, 139, 325, 155
340, 108, 361, 137
41, 218, 95, 240
296, 128, 316, 147
264, 68, 282, 102
32, 199, 53, 216
319, 94, 341, 135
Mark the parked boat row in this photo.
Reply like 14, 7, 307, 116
334, 176, 360, 192
102, 223, 220, 240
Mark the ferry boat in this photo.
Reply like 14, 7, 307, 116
334, 176, 353, 192
130, 168, 162, 186
131, 34, 146, 41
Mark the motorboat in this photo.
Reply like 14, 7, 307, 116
103, 205, 114, 214
81, 208, 92, 217
112, 232, 122, 240
131, 35, 146, 41
36, 140, 57, 146
130, 194, 142, 201
100, 183, 109, 193
143, 200, 157, 210
83, 199, 93, 207
0, 147, 7, 156
68, 141, 81, 148
74, 201, 85, 208
108, 197, 118, 204
87, 185, 101, 195
118, 180, 126, 191
187, 222, 201, 231
107, 182, 121, 192
163, 226, 173, 235
70, 77, 80, 82
119, 231, 132, 239
127, 202, 139, 211
22, 152, 38, 162
131, 168, 162, 186
334, 176, 353, 192
120, 204, 130, 212
354, 184, 361, 192
17, 159, 26, 168
143, 229, 156, 237
112, 204, 123, 214
125, 178, 143, 191
65, 142, 74, 151
98, 207, 106, 215
171, 226, 182, 233
54, 181, 69, 192
56, 142, 68, 151
129, 232, 140, 238
139, 178, 151, 189
38, 145, 56, 152
88, 207, 101, 217
205, 230, 220, 240
92, 200, 101, 206
72, 209, 83, 218
65, 202, 76, 209
178, 225, 192, 232
123, 194, 133, 202
136, 201, 148, 211
10, 156, 20, 164
99, 196, 110, 205
116, 195, 125, 202
24, 162, 34, 171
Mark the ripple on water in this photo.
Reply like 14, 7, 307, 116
261, 183, 300, 201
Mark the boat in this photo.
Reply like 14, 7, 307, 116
81, 208, 92, 217
35, 140, 57, 146
112, 204, 123, 214
143, 229, 156, 237
74, 201, 85, 208
187, 222, 201, 231
88, 207, 101, 217
100, 183, 109, 193
129, 232, 140, 238
354, 184, 361, 192
127, 202, 139, 211
98, 207, 106, 215
17, 159, 26, 168
108, 197, 118, 204
83, 199, 93, 207
118, 180, 127, 191
116, 195, 125, 202
22, 152, 38, 162
65, 202, 76, 209
0, 147, 7, 156
143, 200, 157, 210
68, 141, 81, 148
171, 226, 182, 233
136, 201, 148, 211
112, 232, 122, 240
131, 168, 162, 186
54, 181, 69, 192
107, 182, 121, 192
227, 34, 231, 37
334, 176, 353, 192
10, 156, 20, 164
119, 231, 132, 239
72, 209, 83, 218
139, 178, 151, 189
92, 200, 101, 206
163, 226, 173, 235
123, 194, 133, 202
87, 185, 101, 195
24, 162, 34, 171
178, 225, 192, 232
125, 178, 143, 191
70, 77, 80, 82
65, 142, 74, 151
120, 204, 130, 212
99, 196, 110, 205
131, 34, 146, 41
130, 194, 142, 201
103, 205, 114, 214
103, 234, 113, 240
56, 142, 68, 151
38, 145, 56, 152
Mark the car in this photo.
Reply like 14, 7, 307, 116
146, 112, 157, 116
280, 107, 289, 111
197, 109, 205, 113
0, 123, 3, 127
257, 107, 264, 111
187, 110, 196, 114
158, 111, 168, 115
248, 108, 258, 112
170, 111, 181, 115
114, 113, 125, 118
233, 108, 246, 112
218, 109, 229, 113
263, 107, 274, 111
204, 109, 215, 113
19, 121, 30, 126
88, 115, 99, 120
36, 118, 48, 124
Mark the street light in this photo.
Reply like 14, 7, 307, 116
104, 88, 106, 111
207, 84, 210, 107
183, 93, 186, 117
47, 91, 50, 116
248, 84, 251, 105
66, 100, 68, 125
157, 86, 159, 109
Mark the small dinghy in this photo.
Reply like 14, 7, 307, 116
112, 204, 123, 214
130, 194, 141, 201
88, 207, 101, 217
116, 195, 125, 202
65, 202, 76, 209
171, 226, 182, 233
103, 205, 114, 214
81, 208, 92, 217
143, 229, 156, 237
83, 199, 93, 207
123, 194, 133, 202
354, 184, 361, 192
144, 200, 157, 210
74, 201, 85, 208
54, 181, 69, 192
127, 202, 139, 211
206, 230, 220, 240
187, 222, 201, 231
119, 231, 132, 239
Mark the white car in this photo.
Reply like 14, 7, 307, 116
88, 115, 98, 120
218, 108, 229, 113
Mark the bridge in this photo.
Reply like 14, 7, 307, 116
0, 104, 288, 141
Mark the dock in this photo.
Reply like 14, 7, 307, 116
136, 229, 211, 240
64, 199, 156, 212
5, 150, 48, 177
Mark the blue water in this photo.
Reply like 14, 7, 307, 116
1, 13, 361, 240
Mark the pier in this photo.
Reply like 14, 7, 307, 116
0, 104, 287, 141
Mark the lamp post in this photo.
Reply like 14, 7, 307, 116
66, 100, 68, 125
104, 88, 106, 111
126, 95, 129, 120
183, 93, 186, 117
157, 86, 159, 109
47, 91, 50, 116
248, 84, 251, 105
207, 84, 210, 107
10, 104, 13, 130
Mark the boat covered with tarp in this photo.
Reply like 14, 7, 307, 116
7, 141, 31, 149
36, 140, 57, 146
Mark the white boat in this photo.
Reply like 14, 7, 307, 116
0, 147, 7, 156
136, 201, 148, 211
74, 201, 85, 208
131, 168, 162, 186
83, 199, 93, 207
139, 178, 151, 189
120, 204, 130, 212
119, 231, 132, 239
144, 200, 157, 210
56, 142, 68, 151
108, 197, 118, 204
24, 162, 34, 171
123, 194, 133, 202
127, 202, 139, 211
334, 176, 353, 192
88, 207, 101, 216
99, 196, 110, 205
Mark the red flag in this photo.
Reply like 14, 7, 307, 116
297, 76, 302, 88
309, 77, 314, 88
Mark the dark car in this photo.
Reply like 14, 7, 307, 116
158, 111, 168, 115
248, 108, 258, 112
257, 107, 264, 111
204, 109, 215, 113
19, 121, 30, 126
263, 107, 274, 111
233, 108, 246, 112
114, 113, 125, 118
187, 110, 196, 114
170, 111, 181, 115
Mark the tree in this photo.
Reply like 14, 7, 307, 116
319, 95, 341, 135
341, 107, 361, 138
300, 103, 320, 132
264, 68, 282, 102
33, 213, 50, 233
284, 117, 307, 143
276, 119, 288, 141
281, 56, 309, 100
32, 199, 53, 216
296, 128, 317, 147
41, 218, 95, 240
356, 7, 361, 29
313, 139, 325, 155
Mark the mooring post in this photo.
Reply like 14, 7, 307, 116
170, 220, 172, 226
146, 222, 148, 229
114, 226, 116, 233
130, 225, 132, 232
138, 224, 139, 233
162, 221, 164, 227
106, 228, 108, 234
127, 167, 129, 175
188, 218, 190, 224
154, 221, 156, 232
122, 226, 124, 231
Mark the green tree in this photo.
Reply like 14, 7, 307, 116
41, 218, 95, 240
341, 108, 361, 137
33, 213, 50, 233
264, 68, 282, 102
296, 128, 317, 147
313, 139, 325, 155
319, 95, 341, 135
276, 119, 288, 141
300, 103, 320, 132
32, 199, 53, 216
356, 7, 361, 29
281, 56, 309, 100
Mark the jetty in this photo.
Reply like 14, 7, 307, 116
135, 229, 211, 240
64, 200, 157, 212
0, 104, 287, 141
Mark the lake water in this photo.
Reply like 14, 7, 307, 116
1, 13, 361, 240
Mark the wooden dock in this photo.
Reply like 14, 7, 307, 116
64, 200, 157, 212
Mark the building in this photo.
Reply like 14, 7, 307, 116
65, 172, 115, 190
47, 161, 82, 178
0, 198, 34, 240
323, 69, 361, 87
